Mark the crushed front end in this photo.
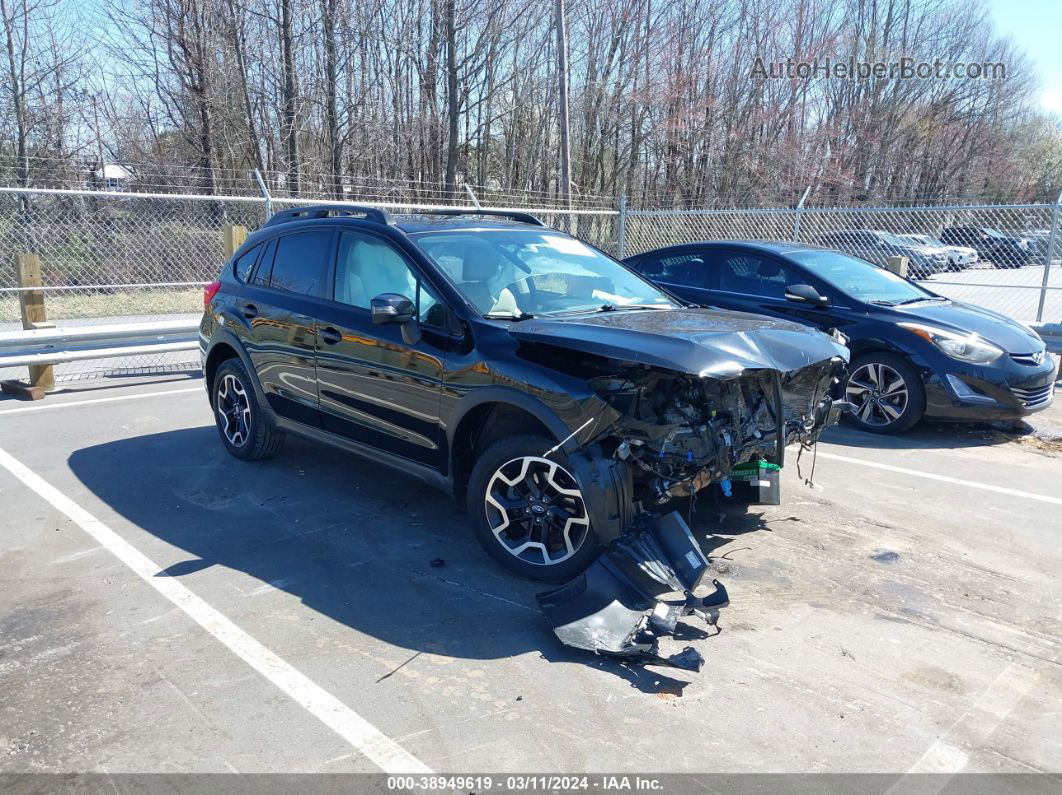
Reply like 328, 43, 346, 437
583, 356, 845, 506
526, 327, 849, 663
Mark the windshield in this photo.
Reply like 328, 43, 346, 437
411, 229, 677, 317
789, 249, 935, 304
903, 234, 943, 247
879, 232, 911, 246
983, 228, 1004, 238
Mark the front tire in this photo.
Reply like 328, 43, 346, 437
212, 358, 284, 460
468, 435, 599, 581
842, 352, 925, 434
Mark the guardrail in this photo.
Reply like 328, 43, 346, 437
1034, 323, 1062, 355
0, 319, 199, 369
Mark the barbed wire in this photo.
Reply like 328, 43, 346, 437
0, 157, 618, 210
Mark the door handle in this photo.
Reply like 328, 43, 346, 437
241, 303, 258, 319
319, 326, 342, 345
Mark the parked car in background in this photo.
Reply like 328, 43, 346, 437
939, 226, 1031, 268
200, 207, 848, 580
625, 241, 1057, 434
814, 229, 950, 278
1022, 230, 1056, 263
898, 233, 978, 271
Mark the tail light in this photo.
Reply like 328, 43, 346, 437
203, 280, 221, 311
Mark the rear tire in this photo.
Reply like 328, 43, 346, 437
212, 358, 284, 460
842, 352, 925, 434
468, 435, 600, 581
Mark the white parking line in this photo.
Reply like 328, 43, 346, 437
817, 451, 1062, 506
0, 445, 432, 775
0, 386, 202, 416
888, 663, 1038, 787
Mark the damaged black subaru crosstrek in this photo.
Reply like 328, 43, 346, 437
201, 206, 849, 589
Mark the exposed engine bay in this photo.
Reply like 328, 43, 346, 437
584, 358, 842, 506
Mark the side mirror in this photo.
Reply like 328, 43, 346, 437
785, 284, 828, 307
370, 293, 415, 325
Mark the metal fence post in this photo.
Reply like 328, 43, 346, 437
463, 183, 482, 209
616, 194, 627, 259
792, 185, 812, 243
253, 168, 272, 222
1036, 189, 1062, 322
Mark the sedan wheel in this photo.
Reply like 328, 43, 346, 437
484, 455, 590, 567
843, 353, 924, 433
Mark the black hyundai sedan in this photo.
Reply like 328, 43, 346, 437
625, 241, 1057, 434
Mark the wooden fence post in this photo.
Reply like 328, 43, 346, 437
19, 253, 54, 392
2, 253, 55, 399
885, 255, 908, 278
222, 225, 248, 258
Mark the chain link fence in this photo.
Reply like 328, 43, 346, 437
0, 187, 619, 384
4, 183, 1060, 387
622, 201, 1062, 324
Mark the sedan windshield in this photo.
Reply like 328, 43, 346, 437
411, 229, 677, 317
789, 249, 936, 304
879, 232, 912, 246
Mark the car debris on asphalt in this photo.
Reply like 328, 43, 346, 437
537, 511, 730, 670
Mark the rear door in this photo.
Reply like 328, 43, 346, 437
313, 229, 450, 468
240, 228, 336, 426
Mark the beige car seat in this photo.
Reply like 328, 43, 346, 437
459, 238, 520, 315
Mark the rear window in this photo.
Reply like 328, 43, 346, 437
634, 252, 706, 288
268, 230, 333, 297
250, 239, 277, 285
232, 243, 262, 282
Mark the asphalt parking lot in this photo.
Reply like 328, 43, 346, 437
916, 261, 1061, 323
2, 372, 1061, 777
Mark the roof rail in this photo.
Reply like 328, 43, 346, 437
263, 204, 395, 228
416, 208, 545, 226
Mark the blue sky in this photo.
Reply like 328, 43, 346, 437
986, 0, 1062, 113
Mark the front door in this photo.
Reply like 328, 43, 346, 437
313, 230, 449, 468
702, 249, 839, 331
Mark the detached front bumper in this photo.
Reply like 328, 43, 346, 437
537, 512, 729, 671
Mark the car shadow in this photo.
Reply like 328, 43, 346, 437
67, 427, 758, 696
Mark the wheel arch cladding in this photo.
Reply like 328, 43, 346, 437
204, 342, 240, 393
451, 401, 557, 506
204, 330, 274, 414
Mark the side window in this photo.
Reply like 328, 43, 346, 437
269, 230, 333, 296
716, 253, 804, 299
233, 243, 262, 282
250, 238, 277, 286
335, 231, 448, 328
634, 253, 706, 288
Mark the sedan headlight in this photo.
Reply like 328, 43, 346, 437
898, 322, 1004, 364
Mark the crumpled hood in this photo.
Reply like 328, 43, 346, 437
509, 308, 849, 377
